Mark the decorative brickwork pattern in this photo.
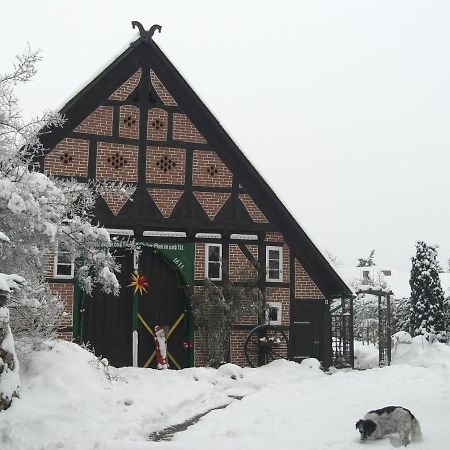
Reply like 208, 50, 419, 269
44, 138, 89, 177
193, 192, 230, 220
229, 244, 258, 282
147, 108, 168, 141
100, 189, 133, 215
48, 282, 73, 329
192, 151, 233, 188
266, 287, 290, 326
148, 188, 183, 218
119, 105, 139, 140
150, 70, 177, 106
239, 194, 268, 223
146, 146, 186, 185
74, 106, 113, 136
109, 69, 142, 100
265, 232, 283, 242
194, 242, 205, 280
295, 259, 324, 299
96, 142, 138, 182
173, 113, 207, 144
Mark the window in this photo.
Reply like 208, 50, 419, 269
267, 302, 282, 325
266, 246, 283, 282
362, 270, 370, 284
205, 243, 222, 280
54, 247, 74, 279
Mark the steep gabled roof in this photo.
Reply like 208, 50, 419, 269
39, 25, 352, 299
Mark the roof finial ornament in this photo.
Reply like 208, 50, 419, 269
131, 21, 162, 42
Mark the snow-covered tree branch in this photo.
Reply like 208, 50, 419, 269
0, 48, 126, 410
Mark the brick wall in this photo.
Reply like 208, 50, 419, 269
146, 146, 186, 185
229, 330, 250, 367
147, 108, 168, 141
148, 188, 184, 218
44, 138, 89, 177
48, 282, 74, 337
192, 151, 233, 188
74, 106, 113, 136
194, 242, 205, 280
193, 330, 209, 366
44, 252, 55, 277
173, 113, 207, 144
239, 194, 268, 223
229, 244, 258, 282
99, 190, 132, 215
295, 259, 324, 299
265, 232, 283, 242
96, 142, 138, 182
150, 70, 178, 106
266, 287, 290, 326
193, 192, 230, 220
119, 105, 140, 140
109, 69, 142, 101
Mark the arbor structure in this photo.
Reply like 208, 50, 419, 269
410, 241, 445, 337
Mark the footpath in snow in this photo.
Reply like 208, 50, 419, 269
1, 336, 450, 449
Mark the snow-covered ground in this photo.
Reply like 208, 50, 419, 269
1, 338, 450, 450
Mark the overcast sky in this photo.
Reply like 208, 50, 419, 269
1, 0, 449, 271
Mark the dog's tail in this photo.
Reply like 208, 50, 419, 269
411, 418, 422, 442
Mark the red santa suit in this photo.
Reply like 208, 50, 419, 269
154, 325, 168, 369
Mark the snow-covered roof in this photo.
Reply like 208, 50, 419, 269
337, 265, 450, 299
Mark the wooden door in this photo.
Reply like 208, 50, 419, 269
292, 300, 329, 365
137, 247, 187, 369
81, 250, 134, 367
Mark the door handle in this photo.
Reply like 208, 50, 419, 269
314, 340, 320, 345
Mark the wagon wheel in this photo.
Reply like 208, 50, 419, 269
244, 324, 289, 368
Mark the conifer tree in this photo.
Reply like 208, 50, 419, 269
410, 241, 445, 337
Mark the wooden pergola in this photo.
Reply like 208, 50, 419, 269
356, 287, 393, 366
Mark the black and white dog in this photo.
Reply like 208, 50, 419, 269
356, 406, 422, 446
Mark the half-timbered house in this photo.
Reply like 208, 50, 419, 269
39, 23, 352, 369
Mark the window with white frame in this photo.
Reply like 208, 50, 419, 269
54, 247, 74, 278
266, 246, 283, 282
267, 302, 282, 325
205, 243, 222, 280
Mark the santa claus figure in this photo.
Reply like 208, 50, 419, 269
154, 325, 168, 370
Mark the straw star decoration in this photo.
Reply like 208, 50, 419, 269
128, 272, 149, 295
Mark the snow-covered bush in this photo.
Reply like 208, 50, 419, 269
391, 297, 411, 335
0, 47, 129, 409
191, 266, 265, 367
353, 294, 378, 344
410, 241, 446, 337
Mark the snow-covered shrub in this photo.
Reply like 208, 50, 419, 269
0, 275, 23, 409
353, 294, 378, 344
353, 294, 412, 345
191, 265, 265, 367
410, 241, 446, 337
0, 47, 131, 410
391, 297, 411, 335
